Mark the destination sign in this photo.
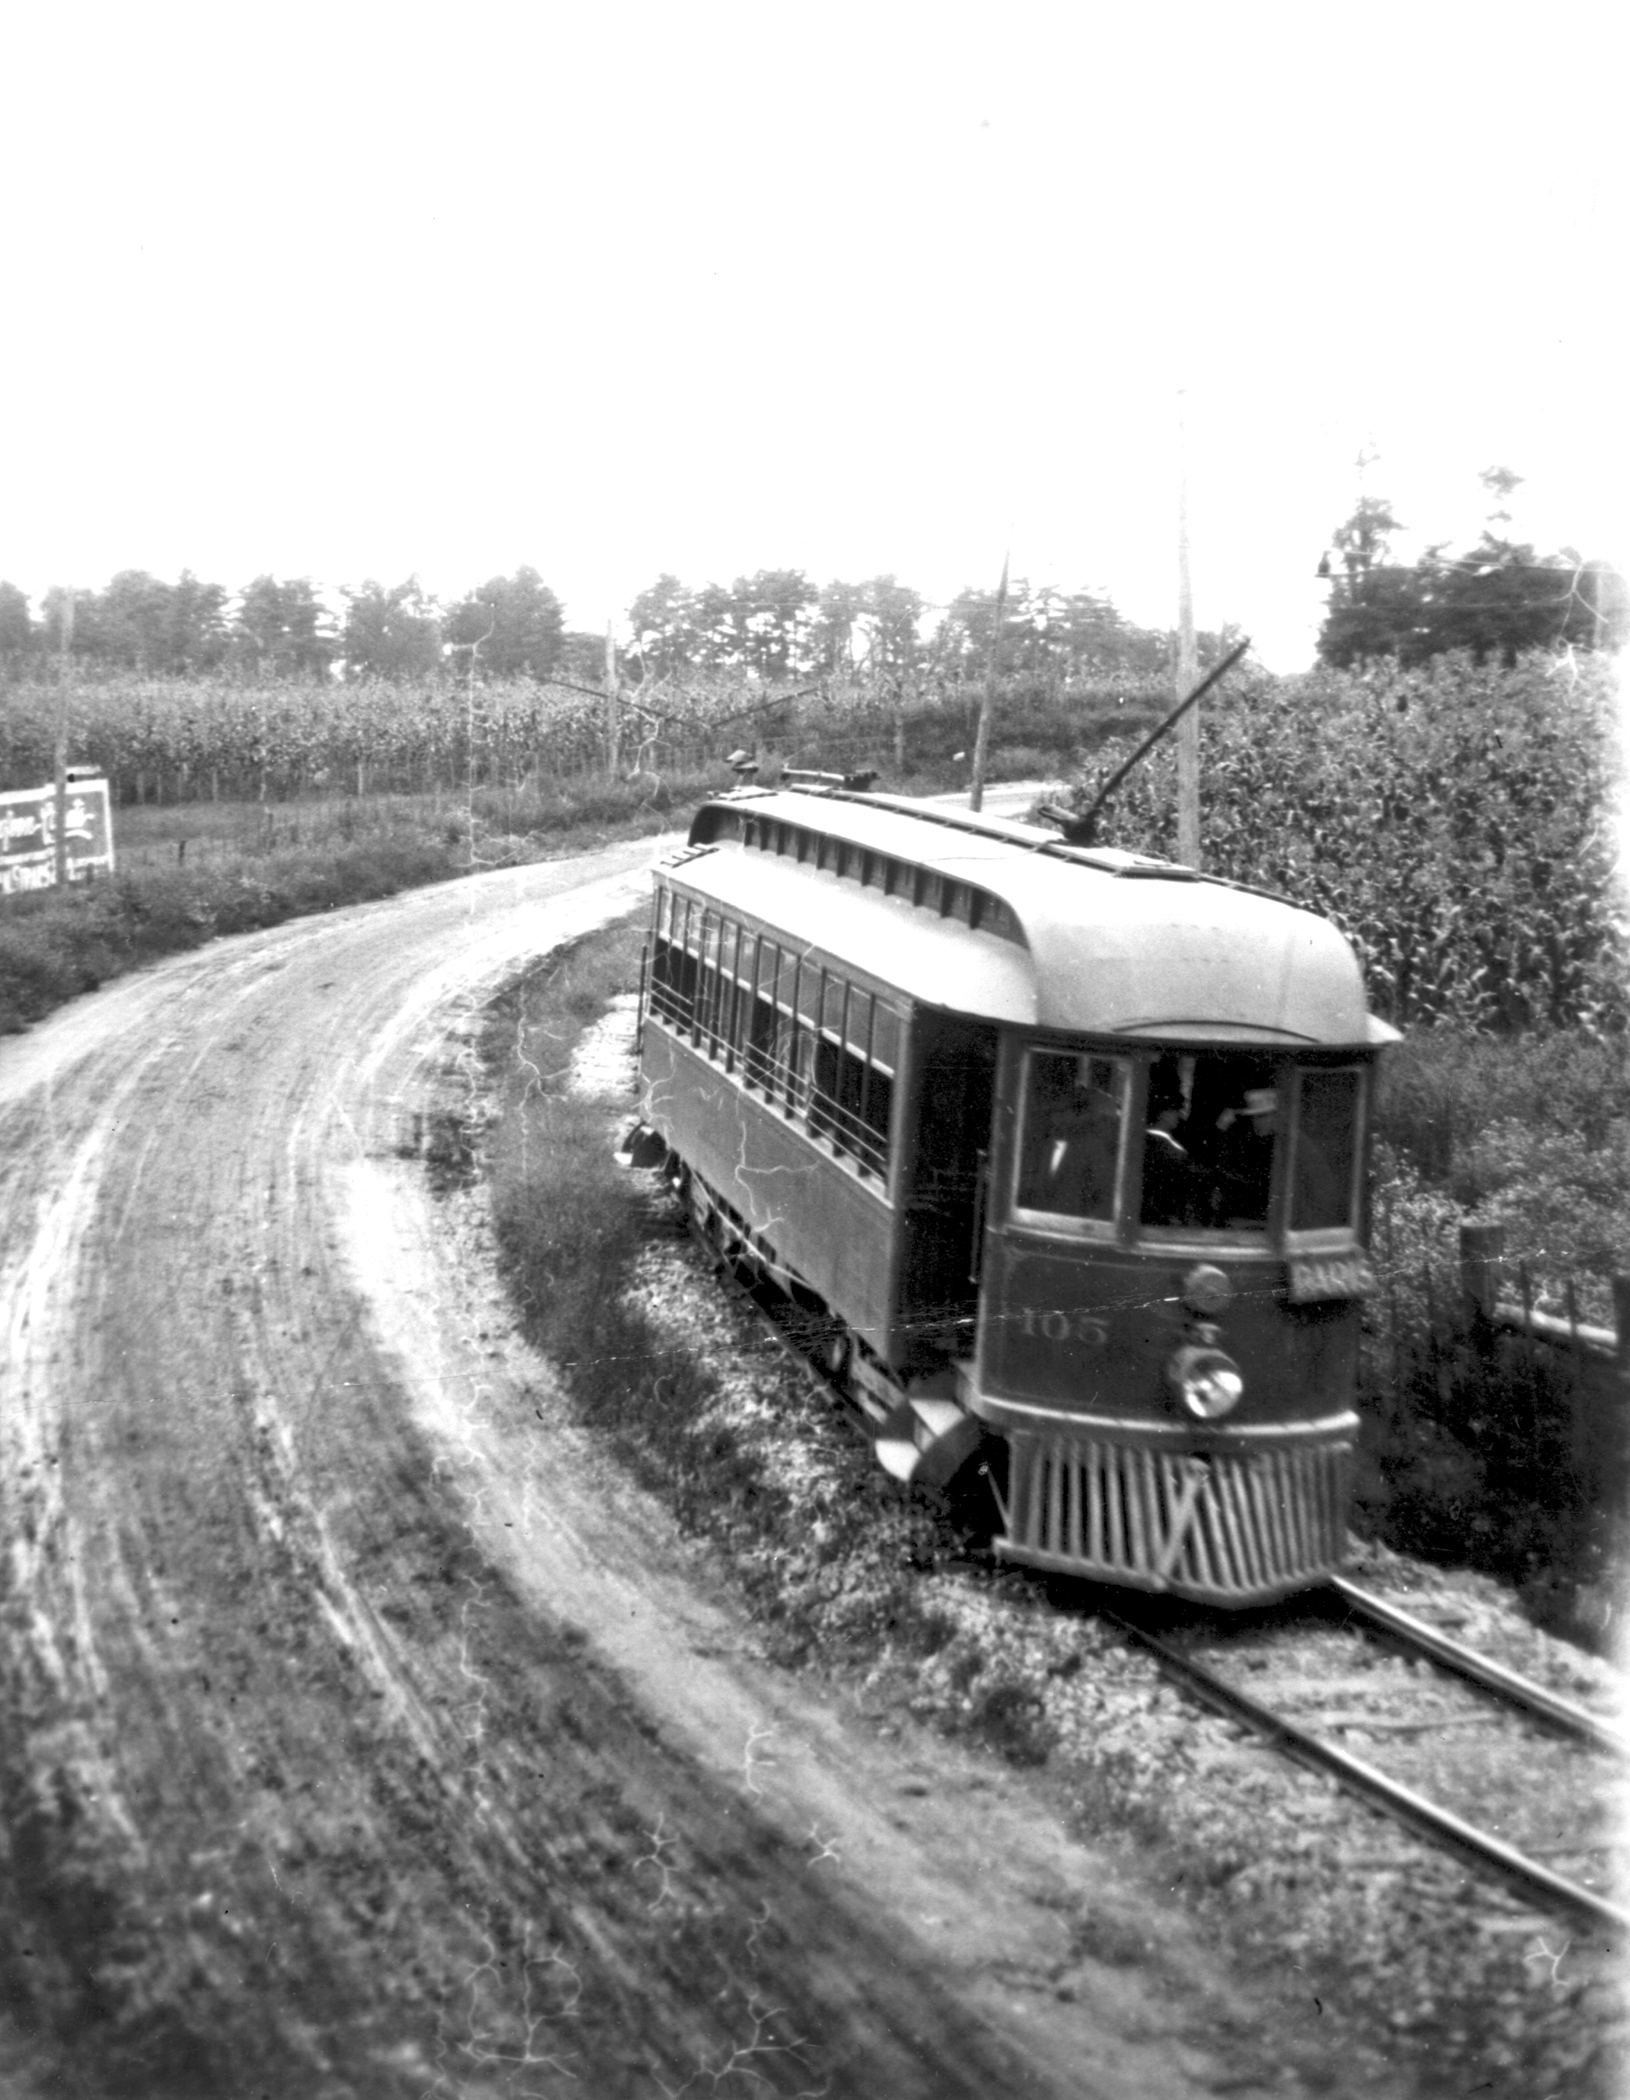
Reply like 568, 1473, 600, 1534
1287, 1251, 1376, 1304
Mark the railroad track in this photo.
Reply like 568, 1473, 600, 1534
1108, 1583, 1627, 1938
681, 1193, 1629, 1942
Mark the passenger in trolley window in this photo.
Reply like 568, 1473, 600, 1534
1205, 1082, 1278, 1227
1017, 1051, 1125, 1222
1140, 1056, 1199, 1227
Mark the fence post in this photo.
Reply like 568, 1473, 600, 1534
1584, 1273, 1630, 1532
1460, 1222, 1505, 1329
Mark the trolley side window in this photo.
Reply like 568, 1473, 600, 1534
696, 912, 726, 1052
661, 915, 899, 1185
1015, 1052, 1128, 1225
809, 983, 891, 1178
1290, 1067, 1362, 1233
743, 939, 781, 1094
713, 920, 745, 1068
648, 890, 699, 1030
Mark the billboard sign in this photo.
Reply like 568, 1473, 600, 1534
0, 779, 116, 897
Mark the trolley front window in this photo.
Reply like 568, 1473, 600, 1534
1015, 1051, 1128, 1226
1138, 1052, 1278, 1234
1290, 1067, 1362, 1233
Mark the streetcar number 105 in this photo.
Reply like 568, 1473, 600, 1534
1011, 1305, 1110, 1347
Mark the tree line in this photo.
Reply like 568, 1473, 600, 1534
0, 570, 571, 684
1316, 466, 1626, 668
0, 566, 1212, 689
3, 463, 1619, 689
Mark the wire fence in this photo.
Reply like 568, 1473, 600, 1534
1364, 1211, 1628, 1608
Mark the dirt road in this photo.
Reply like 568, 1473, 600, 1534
0, 841, 1346, 2098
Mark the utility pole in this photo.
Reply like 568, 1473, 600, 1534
54, 590, 74, 890
604, 622, 620, 778
1175, 395, 1201, 869
969, 552, 1009, 813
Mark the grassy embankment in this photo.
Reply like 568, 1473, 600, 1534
0, 773, 711, 1037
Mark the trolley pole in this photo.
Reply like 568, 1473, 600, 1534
54, 590, 74, 891
604, 621, 620, 779
1176, 395, 1201, 869
968, 551, 1009, 814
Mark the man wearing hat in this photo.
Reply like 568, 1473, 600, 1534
1205, 1080, 1278, 1228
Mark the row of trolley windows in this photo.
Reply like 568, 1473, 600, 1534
1015, 1048, 1362, 1239
704, 808, 1021, 944
647, 887, 898, 1182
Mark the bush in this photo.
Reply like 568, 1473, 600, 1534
1357, 1139, 1623, 1634
1377, 1026, 1630, 1179
882, 680, 1170, 781
1372, 1027, 1630, 1319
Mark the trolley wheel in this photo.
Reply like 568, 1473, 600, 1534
682, 1172, 721, 1252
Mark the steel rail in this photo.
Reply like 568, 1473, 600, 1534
1326, 1575, 1630, 1758
1104, 1608, 1630, 1937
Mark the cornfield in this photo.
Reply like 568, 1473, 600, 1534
1080, 651, 1625, 1034
0, 668, 1162, 807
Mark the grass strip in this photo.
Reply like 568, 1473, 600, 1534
0, 772, 711, 1037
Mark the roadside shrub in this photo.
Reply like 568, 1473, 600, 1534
1072, 653, 1625, 1032
1454, 1124, 1630, 1308
1356, 1140, 1621, 1637
1377, 1025, 1630, 1180
470, 767, 715, 837
878, 679, 1169, 781
1372, 1026, 1630, 1320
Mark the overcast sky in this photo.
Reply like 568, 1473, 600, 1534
4, 1, 1624, 670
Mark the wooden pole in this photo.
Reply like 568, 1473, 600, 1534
604, 622, 620, 779
54, 591, 74, 890
1460, 1221, 1505, 1328
1176, 394, 1200, 869
969, 552, 1008, 813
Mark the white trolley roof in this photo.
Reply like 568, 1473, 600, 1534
667, 788, 1395, 1049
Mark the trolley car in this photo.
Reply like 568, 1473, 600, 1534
630, 781, 1397, 1606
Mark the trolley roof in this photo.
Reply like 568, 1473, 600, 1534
667, 787, 1395, 1048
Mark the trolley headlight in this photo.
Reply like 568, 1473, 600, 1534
1168, 1344, 1244, 1421
1180, 1262, 1233, 1317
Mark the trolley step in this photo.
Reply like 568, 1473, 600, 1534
875, 1395, 983, 1487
